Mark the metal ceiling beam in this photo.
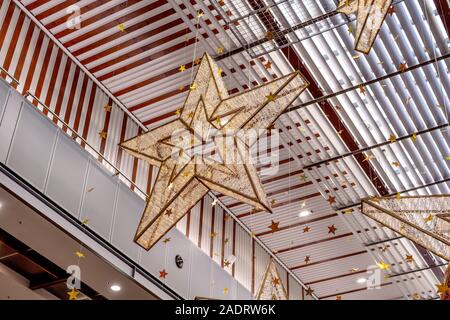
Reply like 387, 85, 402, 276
434, 0, 450, 33
285, 53, 450, 113
302, 122, 450, 170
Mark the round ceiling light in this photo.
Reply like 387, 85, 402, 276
298, 210, 312, 218
110, 284, 121, 292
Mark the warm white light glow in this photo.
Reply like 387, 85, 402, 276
298, 210, 312, 218
110, 284, 121, 292
356, 278, 367, 284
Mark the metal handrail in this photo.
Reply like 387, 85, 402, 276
0, 66, 20, 85
24, 91, 149, 200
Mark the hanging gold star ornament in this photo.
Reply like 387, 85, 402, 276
119, 53, 308, 249
362, 195, 450, 260
256, 259, 288, 300
75, 251, 85, 259
376, 261, 390, 270
104, 105, 112, 113
67, 289, 79, 300
337, 0, 393, 54
117, 23, 126, 32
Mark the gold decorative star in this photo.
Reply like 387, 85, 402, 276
117, 23, 126, 32
388, 134, 396, 143
223, 259, 231, 268
159, 269, 168, 279
224, 238, 230, 244
299, 174, 308, 182
304, 255, 310, 264
119, 53, 308, 249
336, 295, 342, 300
328, 225, 337, 235
67, 289, 79, 300
217, 47, 224, 54
163, 237, 171, 244
350, 268, 359, 273
81, 218, 89, 225
98, 131, 107, 140
75, 251, 85, 259
264, 60, 272, 70
194, 58, 202, 65
327, 196, 336, 205
424, 214, 433, 223
179, 65, 186, 72
268, 220, 280, 233
266, 31, 274, 40
305, 287, 314, 296
223, 287, 229, 295
359, 85, 366, 95
363, 154, 375, 162
376, 261, 390, 270
405, 254, 414, 263
392, 161, 400, 167
411, 133, 417, 142
348, 24, 353, 34
103, 105, 112, 112
343, 208, 353, 215
210, 231, 218, 238
303, 226, 310, 233
436, 283, 449, 294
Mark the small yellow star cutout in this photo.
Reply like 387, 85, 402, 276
179, 65, 186, 72
75, 251, 85, 258
223, 287, 229, 295
67, 289, 79, 300
117, 23, 125, 32
217, 68, 223, 77
194, 58, 201, 65
217, 47, 224, 54
411, 133, 417, 142
210, 232, 218, 238
376, 261, 390, 270
388, 134, 396, 143
343, 208, 353, 215
424, 214, 433, 223
197, 10, 204, 18
223, 259, 231, 267
81, 218, 89, 225
98, 131, 107, 140
348, 24, 353, 34
190, 83, 197, 91
103, 105, 112, 112
175, 109, 181, 116
399, 62, 408, 72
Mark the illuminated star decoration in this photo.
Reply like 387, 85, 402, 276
337, 0, 393, 54
67, 289, 79, 300
256, 260, 288, 300
376, 261, 390, 270
120, 53, 308, 250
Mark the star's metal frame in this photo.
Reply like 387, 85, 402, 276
361, 195, 450, 261
338, 0, 393, 54
120, 53, 308, 250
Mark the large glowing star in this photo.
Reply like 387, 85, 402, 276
120, 53, 308, 250
338, 0, 393, 54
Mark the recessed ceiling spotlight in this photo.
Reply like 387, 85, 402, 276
356, 278, 367, 284
110, 284, 121, 292
298, 210, 312, 218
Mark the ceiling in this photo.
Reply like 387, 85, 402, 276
0, 184, 159, 300
12, 0, 450, 299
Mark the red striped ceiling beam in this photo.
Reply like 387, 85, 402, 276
246, 0, 389, 196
